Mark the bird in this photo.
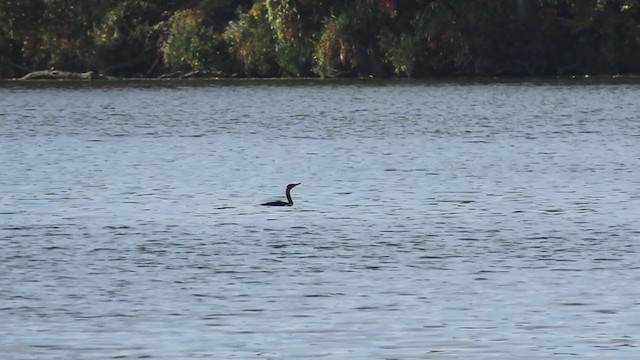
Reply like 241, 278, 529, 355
261, 183, 300, 206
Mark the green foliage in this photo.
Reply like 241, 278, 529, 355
93, 1, 161, 75
1, 0, 640, 78
569, 0, 640, 73
223, 1, 276, 76
379, 31, 415, 77
160, 9, 219, 71
313, 14, 350, 78
0, 0, 96, 73
313, 1, 392, 78
265, 0, 312, 76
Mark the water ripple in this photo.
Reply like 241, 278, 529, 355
1, 81, 640, 359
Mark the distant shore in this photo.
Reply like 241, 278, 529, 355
3, 2, 640, 81
2, 72, 639, 84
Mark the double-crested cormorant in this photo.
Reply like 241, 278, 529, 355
261, 183, 300, 206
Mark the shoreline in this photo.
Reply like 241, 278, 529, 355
1, 73, 639, 85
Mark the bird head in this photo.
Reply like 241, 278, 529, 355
287, 183, 300, 190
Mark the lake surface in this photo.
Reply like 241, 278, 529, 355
1, 79, 639, 359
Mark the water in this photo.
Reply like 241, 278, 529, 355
1, 79, 639, 359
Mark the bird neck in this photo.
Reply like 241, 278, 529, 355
285, 188, 293, 205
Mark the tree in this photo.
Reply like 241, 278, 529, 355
92, 1, 163, 76
223, 1, 277, 76
265, 0, 308, 75
2, 0, 640, 78
160, 9, 219, 72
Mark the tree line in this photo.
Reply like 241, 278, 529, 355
1, 0, 639, 79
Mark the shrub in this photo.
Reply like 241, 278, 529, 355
379, 30, 415, 77
223, 1, 277, 76
161, 9, 218, 71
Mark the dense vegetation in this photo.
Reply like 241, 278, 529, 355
1, 0, 640, 78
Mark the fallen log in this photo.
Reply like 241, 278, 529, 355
20, 70, 97, 80
157, 70, 223, 79
157, 71, 183, 79
183, 70, 221, 78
